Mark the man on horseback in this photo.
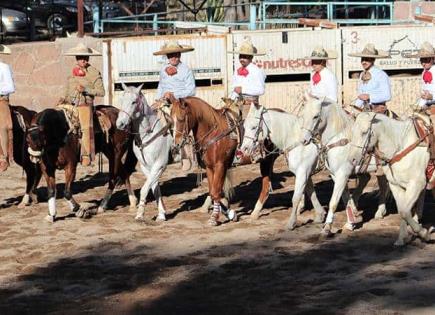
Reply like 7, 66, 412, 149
405, 41, 435, 189
228, 39, 266, 117
63, 43, 105, 167
0, 45, 15, 172
154, 41, 196, 170
304, 46, 338, 102
349, 44, 391, 114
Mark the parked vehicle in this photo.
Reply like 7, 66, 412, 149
1, 8, 28, 35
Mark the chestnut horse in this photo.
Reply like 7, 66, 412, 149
5, 105, 42, 207
170, 96, 243, 226
27, 105, 137, 222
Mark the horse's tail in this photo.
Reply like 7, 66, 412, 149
223, 169, 234, 201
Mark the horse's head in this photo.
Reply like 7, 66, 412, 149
116, 83, 145, 131
236, 103, 268, 163
349, 112, 380, 170
26, 123, 46, 164
169, 97, 190, 153
301, 92, 327, 145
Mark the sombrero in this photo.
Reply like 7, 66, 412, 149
348, 43, 390, 58
404, 41, 435, 58
228, 39, 265, 56
153, 41, 194, 56
64, 43, 101, 56
304, 46, 337, 60
0, 45, 11, 55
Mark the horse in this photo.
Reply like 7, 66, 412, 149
237, 104, 326, 229
116, 84, 172, 221
300, 95, 389, 235
5, 105, 42, 207
348, 111, 431, 246
169, 95, 239, 226
26, 105, 137, 222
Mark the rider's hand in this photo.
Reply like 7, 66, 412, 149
358, 94, 370, 101
422, 90, 433, 100
76, 85, 85, 93
234, 87, 242, 94
163, 92, 174, 100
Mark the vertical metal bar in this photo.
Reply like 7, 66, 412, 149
93, 2, 100, 33
153, 14, 158, 35
249, 4, 256, 30
77, 0, 84, 37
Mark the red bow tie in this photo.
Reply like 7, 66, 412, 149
237, 67, 249, 77
72, 66, 86, 77
423, 70, 433, 84
312, 71, 321, 85
165, 66, 178, 76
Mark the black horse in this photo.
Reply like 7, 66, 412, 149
26, 105, 137, 222
5, 105, 42, 208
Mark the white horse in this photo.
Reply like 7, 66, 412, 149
348, 112, 431, 245
116, 84, 172, 221
238, 104, 326, 229
300, 95, 389, 235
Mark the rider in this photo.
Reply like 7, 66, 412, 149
405, 41, 435, 189
228, 39, 266, 118
63, 43, 105, 167
348, 43, 391, 114
0, 45, 15, 172
154, 41, 196, 170
304, 46, 338, 102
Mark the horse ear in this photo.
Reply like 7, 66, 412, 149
121, 82, 128, 91
136, 83, 144, 93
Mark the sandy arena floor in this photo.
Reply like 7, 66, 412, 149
0, 156, 434, 315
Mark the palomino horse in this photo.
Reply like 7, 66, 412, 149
349, 112, 432, 246
27, 106, 137, 222
116, 84, 172, 221
4, 105, 42, 207
170, 95, 238, 226
237, 104, 326, 229
300, 95, 389, 235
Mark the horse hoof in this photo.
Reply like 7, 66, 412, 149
286, 220, 297, 231
97, 206, 106, 214
394, 239, 406, 247
135, 214, 144, 221
17, 202, 28, 209
319, 228, 332, 240
419, 228, 431, 242
156, 214, 166, 222
343, 222, 356, 231
314, 212, 326, 224
45, 215, 55, 223
227, 209, 237, 222
208, 219, 219, 226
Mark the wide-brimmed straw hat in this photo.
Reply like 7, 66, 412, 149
404, 41, 435, 58
0, 45, 11, 55
228, 39, 265, 56
64, 43, 101, 56
348, 43, 390, 58
304, 46, 337, 60
153, 41, 194, 56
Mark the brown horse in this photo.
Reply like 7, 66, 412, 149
171, 96, 273, 225
26, 105, 137, 222
5, 105, 42, 207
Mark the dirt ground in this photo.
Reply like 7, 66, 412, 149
0, 156, 434, 315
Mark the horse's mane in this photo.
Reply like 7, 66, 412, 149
326, 101, 353, 139
183, 97, 228, 130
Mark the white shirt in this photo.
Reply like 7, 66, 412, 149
0, 62, 15, 96
156, 61, 196, 99
418, 65, 435, 108
355, 66, 391, 108
230, 62, 266, 99
309, 67, 338, 102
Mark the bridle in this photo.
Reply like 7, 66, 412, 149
350, 114, 377, 170
172, 107, 194, 154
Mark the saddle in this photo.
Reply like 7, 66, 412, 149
220, 97, 244, 144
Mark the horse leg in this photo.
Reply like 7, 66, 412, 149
321, 171, 349, 238
98, 149, 116, 213
151, 182, 166, 221
64, 164, 80, 215
390, 184, 430, 245
351, 173, 370, 210
200, 195, 212, 213
305, 177, 326, 223
374, 175, 389, 219
43, 170, 57, 223
30, 165, 42, 205
287, 170, 308, 230
125, 177, 137, 211
251, 154, 277, 220
135, 165, 152, 220
18, 163, 36, 208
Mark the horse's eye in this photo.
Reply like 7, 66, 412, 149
251, 126, 256, 131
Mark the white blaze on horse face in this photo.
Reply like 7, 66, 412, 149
116, 90, 138, 130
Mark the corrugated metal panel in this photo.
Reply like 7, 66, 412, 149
228, 29, 342, 110
342, 25, 433, 114
110, 34, 227, 82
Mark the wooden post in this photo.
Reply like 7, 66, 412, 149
78, 0, 84, 37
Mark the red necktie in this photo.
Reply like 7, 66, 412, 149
237, 67, 249, 77
312, 71, 321, 85
165, 66, 178, 76
423, 70, 432, 84
72, 66, 86, 77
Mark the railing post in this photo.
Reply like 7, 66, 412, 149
249, 4, 257, 30
153, 14, 158, 35
93, 2, 100, 33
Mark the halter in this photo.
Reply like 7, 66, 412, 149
350, 114, 377, 171
119, 92, 145, 125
